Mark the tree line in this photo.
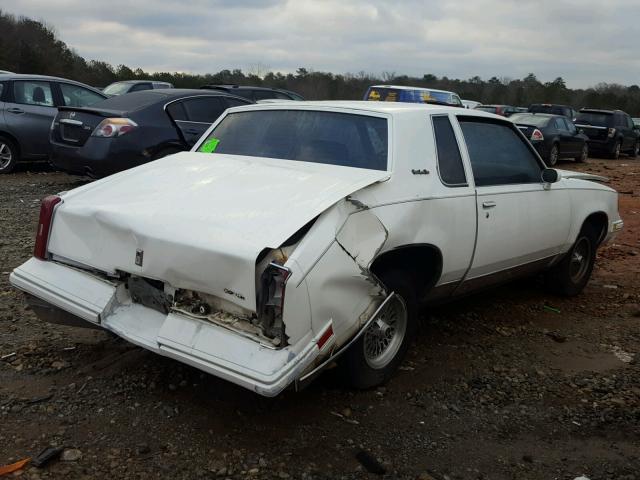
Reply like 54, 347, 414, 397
2, 9, 640, 115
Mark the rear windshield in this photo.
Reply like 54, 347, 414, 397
529, 105, 567, 116
200, 110, 389, 171
86, 90, 167, 112
575, 112, 613, 126
509, 114, 550, 127
365, 87, 451, 105
103, 82, 133, 95
475, 106, 497, 114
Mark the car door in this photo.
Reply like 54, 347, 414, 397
553, 117, 577, 156
167, 96, 230, 146
455, 117, 570, 290
562, 118, 584, 156
4, 80, 57, 157
623, 114, 638, 149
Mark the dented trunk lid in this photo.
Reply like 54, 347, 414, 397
47, 152, 388, 311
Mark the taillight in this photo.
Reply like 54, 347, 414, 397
531, 129, 544, 141
268, 262, 292, 314
607, 128, 616, 138
92, 118, 138, 138
34, 195, 62, 260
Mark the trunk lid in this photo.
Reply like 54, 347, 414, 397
47, 152, 389, 311
52, 107, 124, 147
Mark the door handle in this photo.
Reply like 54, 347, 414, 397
7, 107, 24, 114
482, 201, 496, 209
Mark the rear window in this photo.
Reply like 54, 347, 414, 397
103, 82, 133, 95
89, 91, 166, 112
575, 112, 613, 126
509, 114, 550, 127
365, 87, 452, 105
200, 110, 388, 171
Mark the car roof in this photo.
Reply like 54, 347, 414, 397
0, 74, 106, 94
530, 103, 572, 108
201, 84, 291, 92
108, 79, 169, 85
513, 112, 558, 118
579, 108, 618, 114
369, 85, 455, 95
221, 100, 503, 120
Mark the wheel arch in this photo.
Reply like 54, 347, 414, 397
581, 211, 608, 245
0, 130, 21, 156
370, 243, 443, 300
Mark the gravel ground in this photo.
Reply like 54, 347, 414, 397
1, 158, 639, 480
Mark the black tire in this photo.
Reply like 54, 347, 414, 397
547, 143, 559, 166
609, 140, 621, 159
341, 270, 418, 389
0, 135, 19, 174
575, 143, 588, 163
629, 141, 639, 158
544, 224, 598, 296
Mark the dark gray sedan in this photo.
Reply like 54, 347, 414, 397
0, 74, 107, 173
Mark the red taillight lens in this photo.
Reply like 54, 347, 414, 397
531, 128, 544, 141
92, 118, 138, 138
34, 195, 62, 260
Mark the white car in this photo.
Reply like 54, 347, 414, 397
10, 101, 623, 396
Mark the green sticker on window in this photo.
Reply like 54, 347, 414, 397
199, 138, 219, 153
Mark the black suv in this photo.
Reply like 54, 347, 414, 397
199, 85, 304, 101
528, 104, 577, 120
574, 109, 640, 159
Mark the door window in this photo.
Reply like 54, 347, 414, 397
432, 115, 466, 186
459, 118, 542, 187
183, 97, 227, 123
13, 81, 54, 106
130, 83, 152, 92
59, 83, 105, 107
166, 101, 188, 121
554, 117, 567, 131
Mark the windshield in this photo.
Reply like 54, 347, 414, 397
510, 114, 550, 127
365, 87, 452, 105
575, 112, 613, 126
198, 110, 388, 171
103, 82, 132, 96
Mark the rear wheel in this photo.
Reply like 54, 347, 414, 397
341, 271, 418, 389
544, 224, 598, 296
575, 143, 588, 163
548, 143, 559, 166
609, 140, 621, 159
0, 136, 18, 174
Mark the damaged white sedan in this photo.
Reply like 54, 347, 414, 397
11, 101, 623, 396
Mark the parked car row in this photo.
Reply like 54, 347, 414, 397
0, 74, 305, 174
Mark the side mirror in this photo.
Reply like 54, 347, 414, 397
541, 168, 560, 184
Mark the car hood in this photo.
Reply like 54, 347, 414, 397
47, 152, 389, 311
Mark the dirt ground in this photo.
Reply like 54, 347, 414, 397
1, 158, 639, 480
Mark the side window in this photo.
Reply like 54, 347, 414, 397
565, 118, 577, 132
166, 101, 188, 121
253, 90, 278, 100
452, 95, 462, 106
432, 115, 466, 186
182, 97, 227, 123
130, 83, 152, 92
459, 118, 542, 187
615, 114, 626, 127
273, 91, 293, 100
626, 116, 634, 129
13, 81, 54, 106
554, 118, 567, 131
225, 97, 250, 108
59, 83, 104, 107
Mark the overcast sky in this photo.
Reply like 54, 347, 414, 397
8, 0, 640, 88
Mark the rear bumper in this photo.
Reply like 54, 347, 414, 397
50, 137, 150, 178
10, 258, 321, 396
584, 138, 615, 153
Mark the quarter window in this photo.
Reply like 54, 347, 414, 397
13, 81, 54, 107
432, 115, 466, 186
182, 97, 227, 123
459, 118, 542, 187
